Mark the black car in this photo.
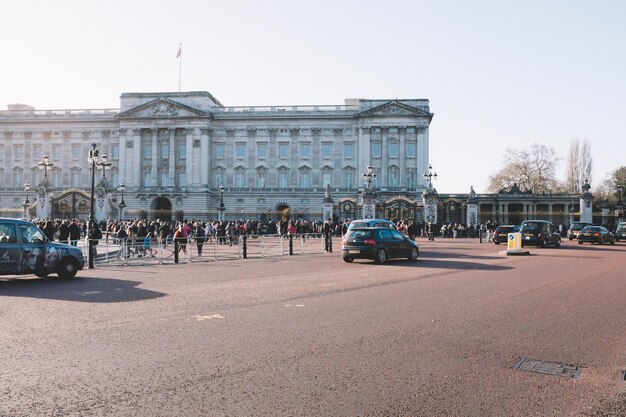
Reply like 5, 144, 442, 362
0, 218, 85, 278
520, 220, 561, 248
567, 221, 593, 240
492, 225, 520, 245
341, 227, 418, 264
577, 226, 615, 245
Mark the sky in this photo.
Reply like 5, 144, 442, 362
2, 0, 625, 194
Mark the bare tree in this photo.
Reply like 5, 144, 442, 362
487, 144, 560, 193
565, 137, 593, 192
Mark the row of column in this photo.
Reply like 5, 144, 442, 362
483, 203, 556, 224
117, 128, 210, 190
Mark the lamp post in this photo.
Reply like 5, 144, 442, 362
423, 164, 437, 189
87, 144, 100, 269
99, 153, 112, 178
38, 153, 54, 181
218, 184, 225, 221
23, 181, 30, 219
118, 182, 126, 221
362, 165, 377, 191
617, 185, 624, 223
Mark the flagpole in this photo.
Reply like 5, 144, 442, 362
178, 42, 182, 92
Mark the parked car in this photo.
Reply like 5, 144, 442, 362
492, 225, 520, 245
520, 220, 561, 248
567, 221, 593, 240
0, 218, 85, 278
577, 226, 616, 245
341, 227, 418, 264
347, 218, 396, 231
615, 222, 626, 242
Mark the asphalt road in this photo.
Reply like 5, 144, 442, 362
1, 238, 626, 417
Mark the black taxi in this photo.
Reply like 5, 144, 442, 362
0, 218, 85, 278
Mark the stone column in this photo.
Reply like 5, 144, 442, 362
381, 128, 388, 188
132, 129, 141, 186
118, 129, 126, 185
200, 128, 209, 189
169, 129, 176, 187
399, 127, 406, 188
151, 129, 158, 186
548, 203, 554, 223
417, 127, 428, 189
186, 128, 193, 188
580, 181, 593, 224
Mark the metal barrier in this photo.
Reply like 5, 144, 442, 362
82, 234, 338, 267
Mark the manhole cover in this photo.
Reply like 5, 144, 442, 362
514, 357, 582, 379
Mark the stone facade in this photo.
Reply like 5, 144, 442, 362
0, 91, 434, 222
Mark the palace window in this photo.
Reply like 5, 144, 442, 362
52, 144, 61, 160
389, 142, 399, 158
143, 171, 152, 187
145, 143, 152, 159
235, 171, 245, 188
406, 142, 415, 158
179, 144, 186, 159
371, 143, 381, 158
215, 143, 225, 159
214, 172, 224, 188
344, 143, 353, 159
71, 145, 81, 160
322, 172, 332, 188
300, 143, 310, 159
389, 168, 399, 187
406, 169, 416, 189
71, 171, 80, 188
13, 144, 24, 160
178, 171, 186, 187
257, 143, 267, 159
236, 143, 245, 160
161, 173, 169, 187
161, 143, 170, 158
32, 144, 42, 159
279, 143, 289, 159
111, 144, 119, 160
344, 171, 353, 188
322, 143, 332, 159
299, 172, 310, 188
278, 171, 288, 189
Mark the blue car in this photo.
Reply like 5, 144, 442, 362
0, 218, 85, 278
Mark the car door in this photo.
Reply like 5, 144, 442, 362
0, 222, 22, 274
18, 223, 49, 274
388, 229, 407, 258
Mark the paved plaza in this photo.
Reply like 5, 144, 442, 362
2, 238, 626, 416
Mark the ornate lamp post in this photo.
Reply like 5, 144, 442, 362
423, 164, 437, 189
362, 165, 377, 191
118, 182, 126, 221
38, 153, 54, 181
23, 181, 30, 219
218, 184, 225, 221
87, 144, 100, 269
98, 153, 112, 179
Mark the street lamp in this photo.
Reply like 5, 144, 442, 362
118, 182, 126, 221
362, 165, 377, 190
617, 185, 624, 223
23, 181, 30, 219
87, 144, 100, 269
218, 184, 225, 221
38, 153, 54, 180
423, 164, 437, 188
98, 153, 112, 178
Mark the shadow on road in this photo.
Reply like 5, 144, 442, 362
349, 258, 514, 271
0, 277, 165, 303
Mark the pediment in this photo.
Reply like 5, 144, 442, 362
116, 98, 209, 119
357, 100, 433, 118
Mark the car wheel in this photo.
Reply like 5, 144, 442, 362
554, 240, 561, 248
374, 249, 387, 264
569, 236, 573, 241
343, 257, 354, 263
57, 258, 78, 279
578, 241, 583, 245
610, 240, 615, 245
541, 239, 547, 248
35, 272, 49, 278
494, 241, 500, 245
408, 247, 418, 261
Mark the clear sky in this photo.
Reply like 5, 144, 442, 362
2, 0, 625, 194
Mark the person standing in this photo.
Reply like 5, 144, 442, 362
69, 219, 81, 246
323, 218, 333, 252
